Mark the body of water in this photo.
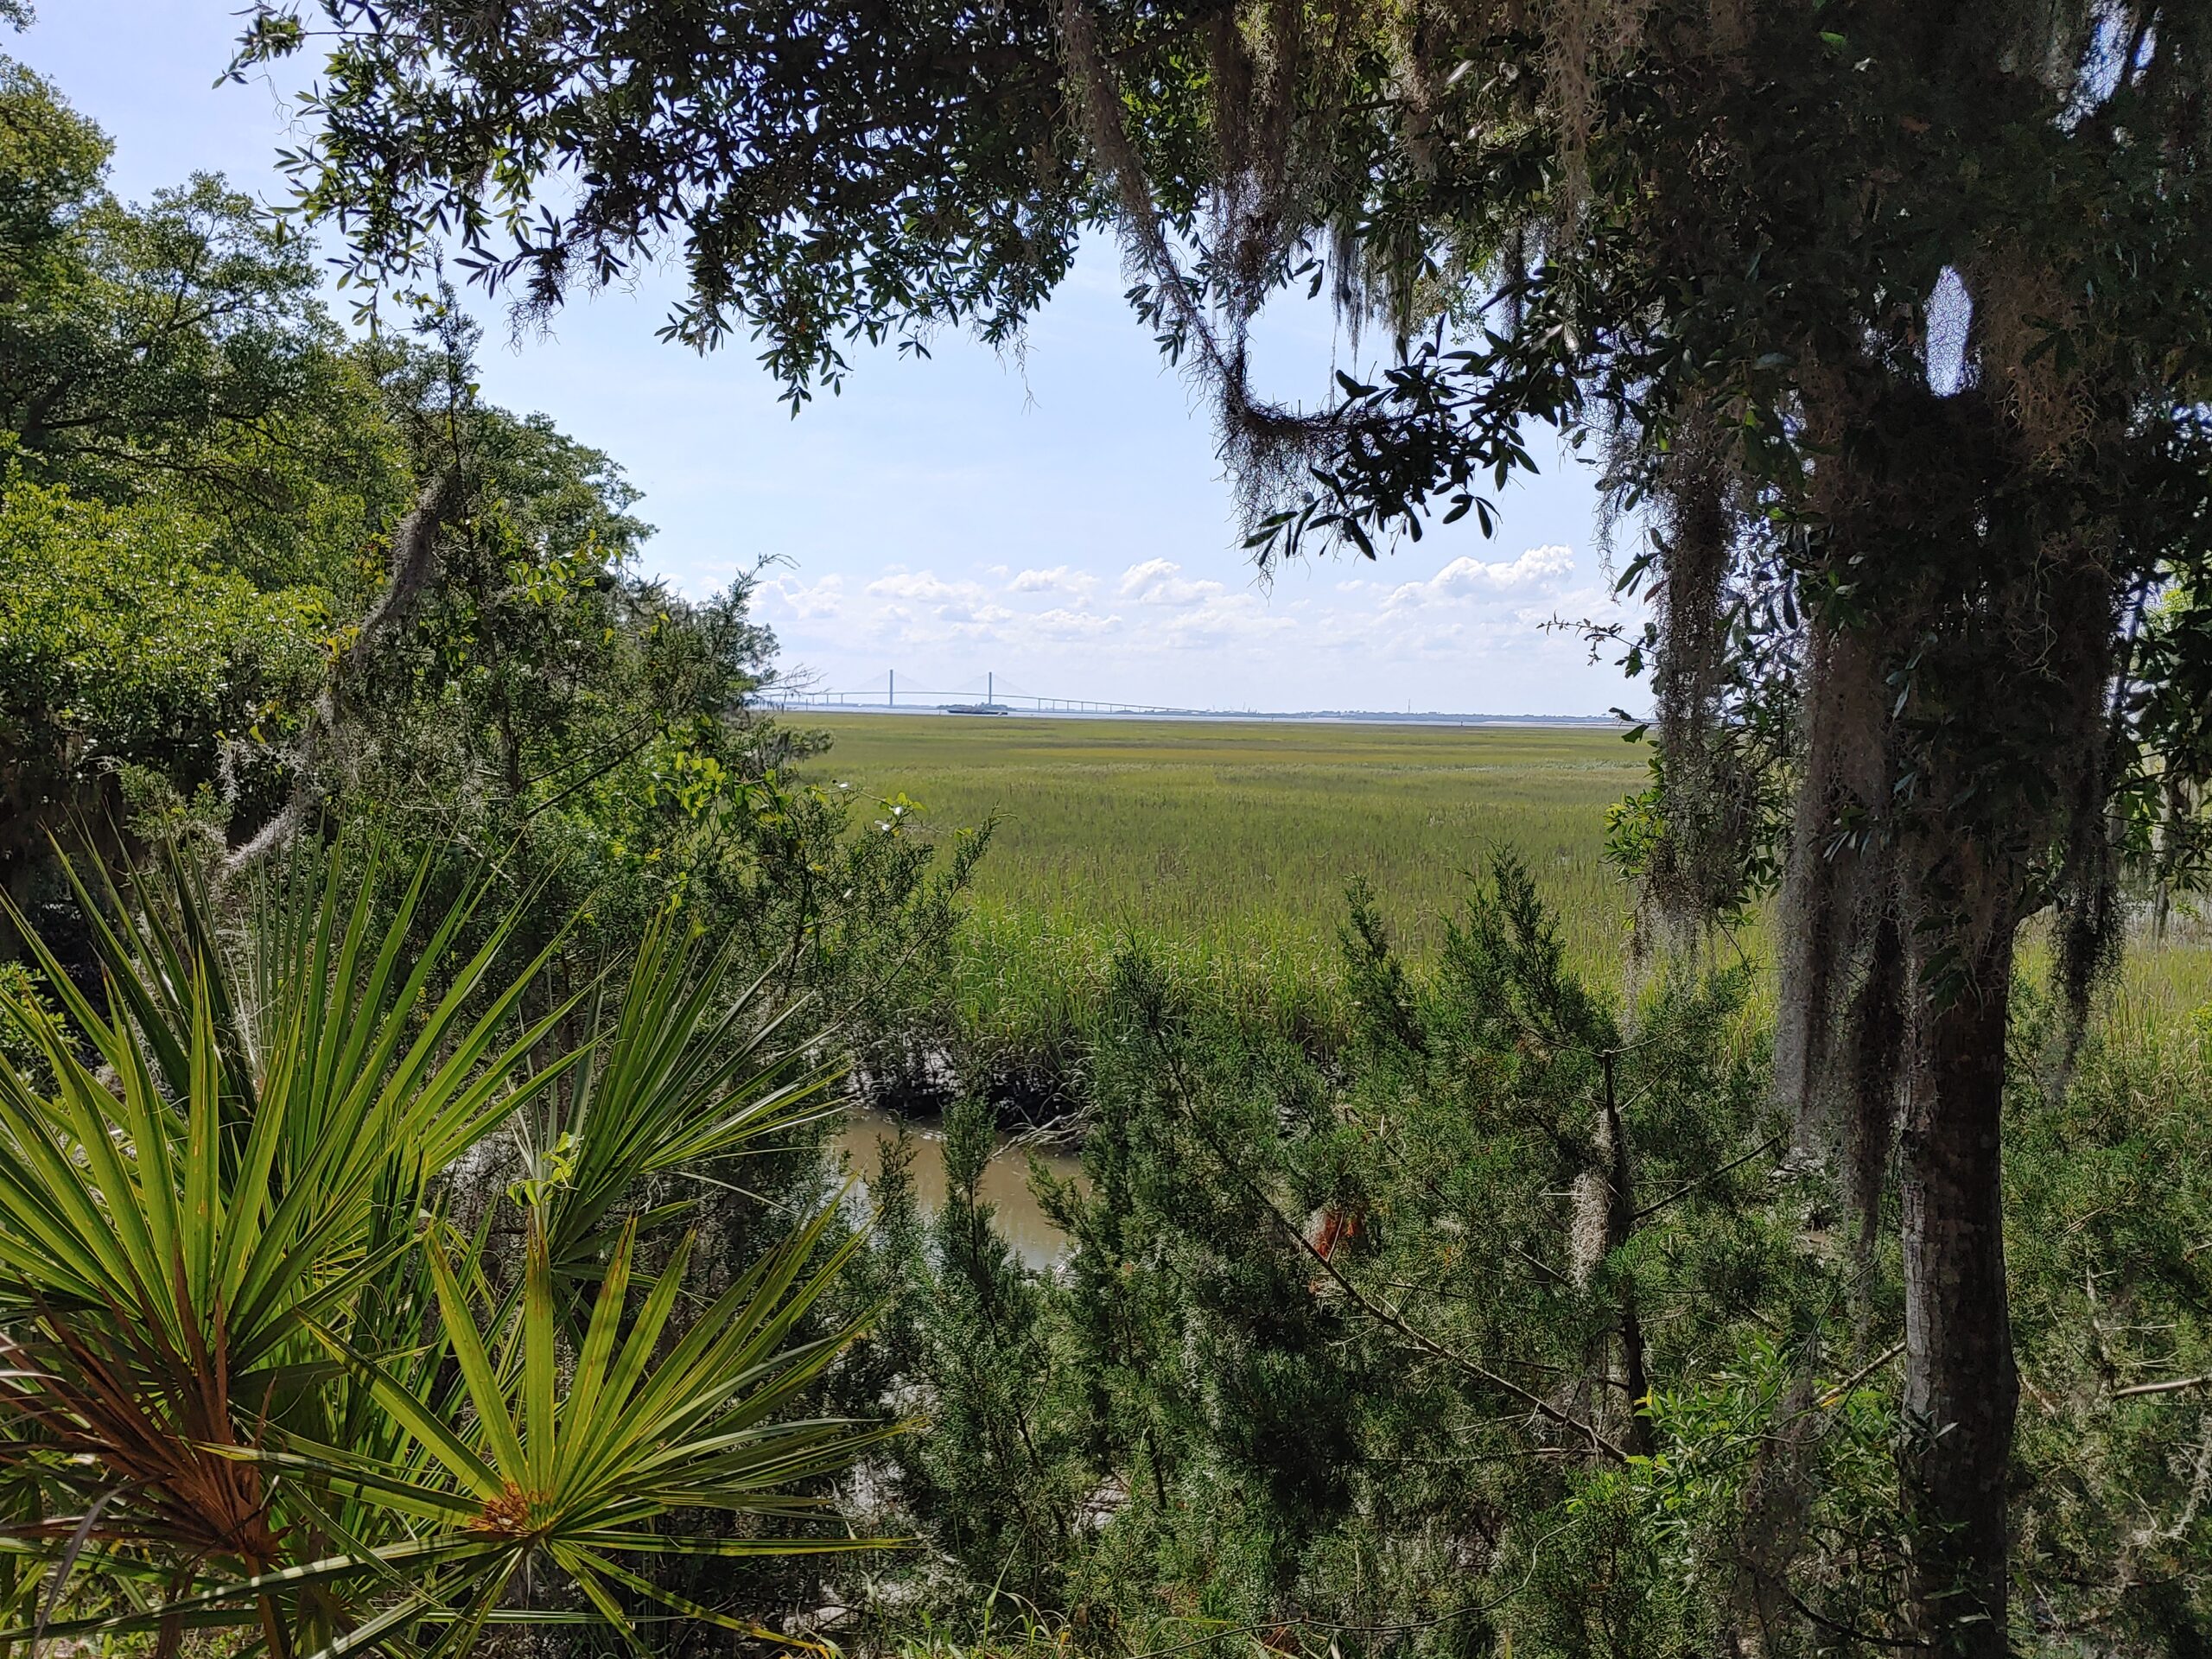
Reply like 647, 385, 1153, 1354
833, 1107, 1079, 1268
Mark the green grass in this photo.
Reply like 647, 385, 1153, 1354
799, 714, 2212, 1094
803, 716, 1651, 1090
805, 715, 1649, 961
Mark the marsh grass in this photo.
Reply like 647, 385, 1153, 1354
805, 715, 1646, 952
802, 715, 2212, 1080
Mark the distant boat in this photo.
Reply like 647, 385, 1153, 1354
940, 702, 1010, 716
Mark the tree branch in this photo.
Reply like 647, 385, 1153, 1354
1155, 1053, 1629, 1464
221, 467, 460, 880
2113, 1372, 2212, 1401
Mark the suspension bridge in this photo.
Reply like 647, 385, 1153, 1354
766, 671, 1206, 717
764, 670, 1631, 727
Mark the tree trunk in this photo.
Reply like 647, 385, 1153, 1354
1600, 1051, 1653, 1459
1898, 906, 2018, 1655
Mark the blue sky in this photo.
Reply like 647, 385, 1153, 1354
16, 1, 1640, 715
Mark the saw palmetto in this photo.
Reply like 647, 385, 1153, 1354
0, 841, 893, 1656
261, 1208, 895, 1659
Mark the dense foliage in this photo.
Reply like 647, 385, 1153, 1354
238, 1, 2212, 1639
863, 871, 2212, 1656
0, 482, 329, 885
0, 55, 410, 580
0, 55, 981, 1658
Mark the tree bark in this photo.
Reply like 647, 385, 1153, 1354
1899, 907, 2018, 1655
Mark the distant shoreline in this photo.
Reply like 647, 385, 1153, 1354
771, 703, 1638, 730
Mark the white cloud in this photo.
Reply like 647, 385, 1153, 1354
760, 572, 848, 621
1116, 557, 1179, 596
1011, 565, 1098, 597
866, 570, 989, 606
857, 569, 1016, 630
1159, 594, 1294, 645
1118, 558, 1229, 606
1384, 544, 1576, 608
1033, 607, 1124, 639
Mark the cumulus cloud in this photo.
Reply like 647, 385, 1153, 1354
1116, 557, 1178, 596
1117, 558, 1229, 606
1033, 607, 1124, 639
765, 572, 847, 621
1011, 565, 1098, 597
1383, 544, 1575, 608
857, 569, 1018, 631
866, 570, 989, 606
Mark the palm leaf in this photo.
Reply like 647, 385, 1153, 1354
531, 911, 844, 1291
0, 836, 885, 1657
257, 1211, 894, 1637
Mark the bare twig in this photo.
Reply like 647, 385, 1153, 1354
1817, 1340, 1904, 1408
2113, 1372, 2212, 1401
1634, 1132, 1784, 1224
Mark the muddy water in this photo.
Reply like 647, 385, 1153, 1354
832, 1107, 1081, 1269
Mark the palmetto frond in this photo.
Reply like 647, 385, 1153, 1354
525, 904, 844, 1294
0, 840, 891, 1657
269, 1210, 898, 1657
